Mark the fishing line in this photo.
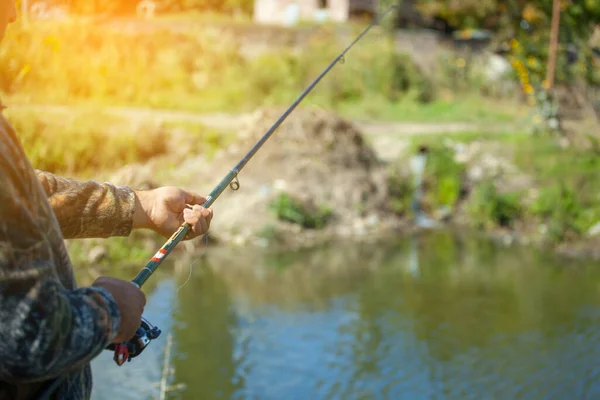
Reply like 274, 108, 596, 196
166, 232, 211, 314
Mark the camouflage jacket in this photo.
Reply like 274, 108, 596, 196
0, 106, 137, 399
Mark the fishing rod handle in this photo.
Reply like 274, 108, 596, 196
131, 221, 191, 288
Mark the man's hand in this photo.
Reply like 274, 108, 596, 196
132, 187, 214, 240
92, 277, 146, 343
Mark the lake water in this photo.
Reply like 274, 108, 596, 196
88, 230, 600, 400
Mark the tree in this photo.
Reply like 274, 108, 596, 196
413, 0, 599, 86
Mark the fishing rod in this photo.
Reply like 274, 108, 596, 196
132, 3, 397, 290
107, 3, 398, 368
36, 6, 396, 399
36, 7, 398, 398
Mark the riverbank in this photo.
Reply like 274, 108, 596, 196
8, 103, 596, 268
396, 124, 600, 257
3, 17, 599, 269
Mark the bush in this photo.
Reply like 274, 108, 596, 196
422, 145, 466, 209
528, 183, 600, 242
467, 181, 523, 229
268, 192, 333, 229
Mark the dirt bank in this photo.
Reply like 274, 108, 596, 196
75, 105, 600, 265
163, 107, 409, 248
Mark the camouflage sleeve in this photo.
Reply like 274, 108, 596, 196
0, 168, 121, 382
35, 171, 137, 239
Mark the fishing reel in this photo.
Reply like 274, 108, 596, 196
106, 318, 162, 366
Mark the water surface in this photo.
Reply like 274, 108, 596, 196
88, 231, 600, 400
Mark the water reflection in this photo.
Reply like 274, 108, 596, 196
91, 231, 600, 400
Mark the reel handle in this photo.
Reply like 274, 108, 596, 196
106, 319, 162, 366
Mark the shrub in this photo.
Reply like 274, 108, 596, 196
268, 192, 333, 229
467, 181, 523, 230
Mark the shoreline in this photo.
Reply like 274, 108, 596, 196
57, 106, 600, 269
65, 213, 600, 272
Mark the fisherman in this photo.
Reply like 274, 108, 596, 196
0, 1, 213, 399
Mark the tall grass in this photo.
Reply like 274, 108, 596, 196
6, 109, 168, 174
0, 20, 495, 119
3, 108, 233, 176
0, 21, 243, 108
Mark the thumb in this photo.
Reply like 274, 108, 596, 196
182, 190, 207, 206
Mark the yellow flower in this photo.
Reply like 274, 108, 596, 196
541, 80, 550, 89
522, 4, 539, 22
456, 58, 466, 68
524, 84, 534, 94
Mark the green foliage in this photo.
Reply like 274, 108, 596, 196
1, 22, 444, 116
233, 32, 434, 108
461, 133, 600, 243
520, 145, 600, 242
528, 183, 594, 242
386, 165, 414, 215
4, 108, 233, 176
417, 0, 600, 89
268, 193, 333, 229
417, 0, 600, 34
417, 0, 498, 28
387, 143, 468, 219
0, 22, 243, 107
7, 110, 169, 174
389, 53, 435, 103
517, 2, 599, 86
422, 145, 466, 209
467, 181, 523, 229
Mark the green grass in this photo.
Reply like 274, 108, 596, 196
509, 135, 600, 241
336, 93, 523, 123
3, 107, 234, 177
0, 19, 523, 124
